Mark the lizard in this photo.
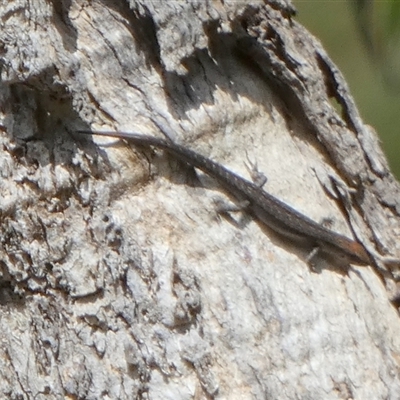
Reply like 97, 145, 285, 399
78, 129, 371, 267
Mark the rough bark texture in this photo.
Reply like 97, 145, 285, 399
1, 1, 400, 399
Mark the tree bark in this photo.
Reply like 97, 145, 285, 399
1, 1, 400, 399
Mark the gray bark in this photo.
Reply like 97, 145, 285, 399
1, 1, 400, 399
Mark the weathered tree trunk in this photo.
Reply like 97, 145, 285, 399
1, 1, 400, 399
